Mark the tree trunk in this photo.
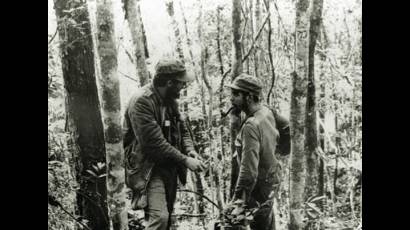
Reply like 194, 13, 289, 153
317, 16, 328, 211
230, 0, 243, 199
185, 117, 206, 225
122, 0, 150, 86
289, 0, 310, 229
198, 0, 225, 215
248, 0, 254, 76
53, 0, 109, 229
263, 0, 276, 106
95, 0, 128, 229
216, 5, 229, 203
304, 0, 324, 202
166, 0, 184, 62
166, 0, 189, 112
253, 0, 262, 79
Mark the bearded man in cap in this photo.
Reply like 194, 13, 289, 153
123, 58, 205, 230
226, 73, 290, 230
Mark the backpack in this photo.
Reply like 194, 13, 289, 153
270, 108, 291, 156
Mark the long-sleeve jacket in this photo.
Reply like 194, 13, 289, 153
234, 106, 286, 202
123, 84, 195, 193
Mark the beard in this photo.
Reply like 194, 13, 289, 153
231, 100, 249, 116
165, 87, 181, 101
231, 104, 242, 116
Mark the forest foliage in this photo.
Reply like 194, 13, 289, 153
48, 0, 362, 229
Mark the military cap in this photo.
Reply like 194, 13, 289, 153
154, 58, 194, 82
226, 73, 262, 95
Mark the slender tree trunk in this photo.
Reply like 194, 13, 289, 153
166, 0, 189, 112
334, 115, 340, 198
216, 5, 228, 203
317, 19, 327, 211
289, 0, 311, 229
185, 117, 206, 226
179, 2, 206, 217
241, 2, 250, 74
230, 0, 243, 199
166, 0, 184, 62
248, 0, 255, 76
263, 0, 276, 106
180, 0, 207, 117
122, 0, 150, 86
95, 0, 128, 229
253, 0, 261, 79
198, 0, 224, 215
54, 0, 109, 229
304, 0, 324, 202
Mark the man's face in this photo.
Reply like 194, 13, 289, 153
165, 80, 187, 99
230, 89, 248, 113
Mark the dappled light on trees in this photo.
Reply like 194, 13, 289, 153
49, 0, 362, 229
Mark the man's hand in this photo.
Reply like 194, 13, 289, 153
184, 157, 205, 172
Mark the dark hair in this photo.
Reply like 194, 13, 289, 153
239, 91, 260, 103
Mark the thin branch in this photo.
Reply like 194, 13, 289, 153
264, 0, 276, 105
179, 189, 222, 210
316, 49, 352, 85
219, 12, 270, 89
119, 71, 139, 83
270, 0, 293, 67
241, 12, 270, 64
216, 6, 224, 76
48, 28, 58, 45
171, 213, 207, 218
49, 195, 92, 230
266, 68, 276, 103
119, 41, 135, 64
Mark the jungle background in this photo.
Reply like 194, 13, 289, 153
48, 0, 362, 229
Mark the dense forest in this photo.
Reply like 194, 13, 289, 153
48, 0, 362, 229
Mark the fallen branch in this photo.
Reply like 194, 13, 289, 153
179, 189, 222, 210
171, 213, 207, 218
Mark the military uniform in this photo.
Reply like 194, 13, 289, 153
123, 59, 195, 230
227, 74, 290, 230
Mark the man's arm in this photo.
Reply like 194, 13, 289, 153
234, 122, 260, 201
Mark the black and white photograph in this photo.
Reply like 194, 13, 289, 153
48, 0, 362, 229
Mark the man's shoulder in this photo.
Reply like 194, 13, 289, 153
245, 108, 267, 125
243, 117, 258, 130
129, 85, 154, 104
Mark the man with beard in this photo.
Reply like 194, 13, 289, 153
225, 73, 290, 230
123, 58, 205, 230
